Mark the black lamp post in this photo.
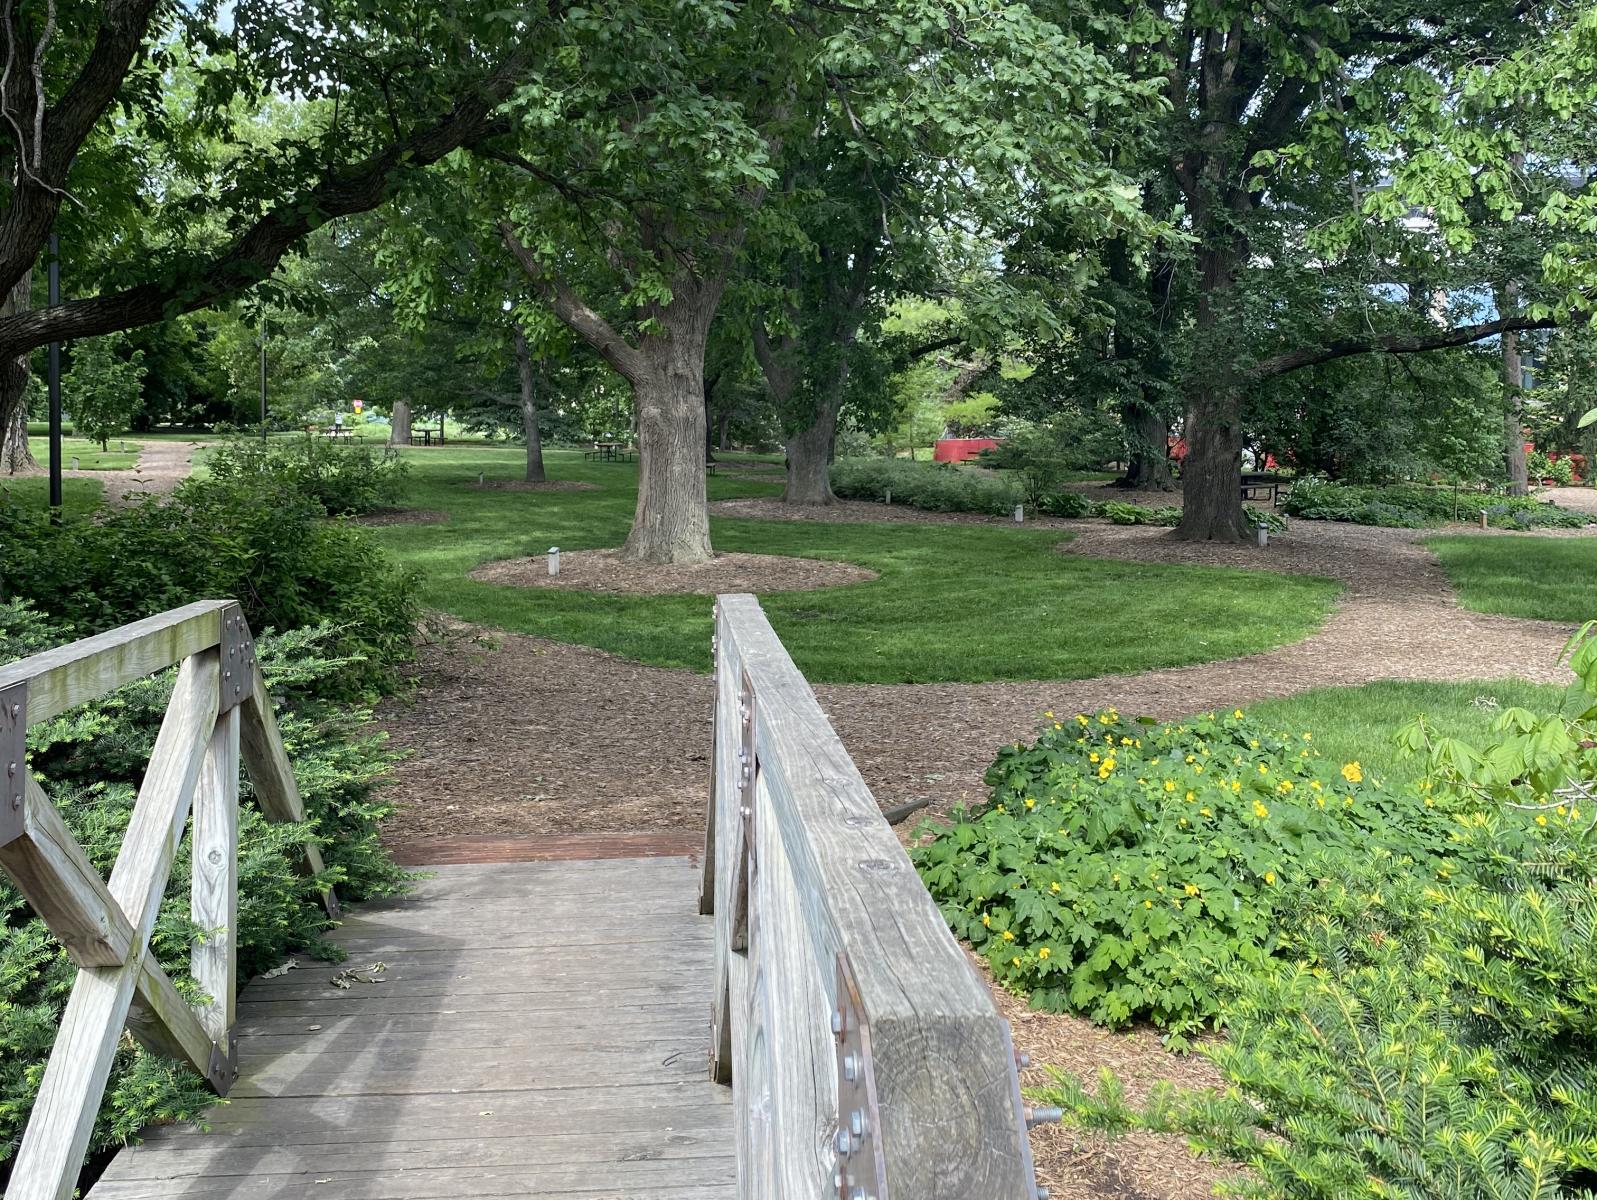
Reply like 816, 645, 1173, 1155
47, 231, 62, 518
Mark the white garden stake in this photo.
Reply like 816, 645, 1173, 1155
548, 546, 560, 576
884, 488, 892, 506
70, 456, 79, 471
1014, 504, 1024, 524
1479, 511, 1488, 530
1257, 523, 1269, 547
478, 471, 485, 485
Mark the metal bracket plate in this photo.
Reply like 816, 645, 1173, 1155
207, 1029, 240, 1096
834, 952, 890, 1200
0, 680, 26, 847
729, 671, 757, 951
217, 605, 256, 713
997, 1019, 1049, 1200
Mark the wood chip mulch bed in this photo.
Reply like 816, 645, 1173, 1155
469, 548, 877, 595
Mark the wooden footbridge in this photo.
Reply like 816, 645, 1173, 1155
2, 596, 1051, 1199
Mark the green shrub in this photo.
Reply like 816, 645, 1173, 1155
1528, 448, 1577, 487
1245, 506, 1287, 532
1284, 477, 1590, 530
830, 457, 1020, 515
0, 472, 419, 697
1037, 490, 1097, 518
911, 707, 1469, 1031
1032, 626, 1597, 1200
0, 603, 408, 1167
1099, 501, 1182, 526
205, 436, 407, 516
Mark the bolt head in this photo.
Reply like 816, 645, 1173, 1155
832, 1010, 843, 1035
834, 1128, 851, 1154
843, 1053, 858, 1081
850, 1109, 865, 1137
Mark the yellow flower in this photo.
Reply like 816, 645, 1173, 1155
981, 914, 991, 927
1143, 899, 1153, 908
1253, 801, 1270, 819
1303, 732, 1312, 742
1050, 881, 1062, 893
1184, 883, 1200, 896
1193, 765, 1204, 774
1111, 872, 1121, 883
1200, 807, 1213, 817
1038, 947, 1051, 960
1249, 739, 1260, 749
1186, 755, 1196, 764
1535, 814, 1549, 826
995, 804, 1005, 813
1121, 736, 1134, 746
1309, 779, 1322, 791
1341, 761, 1364, 784
1163, 780, 1176, 792
1024, 797, 1036, 810
1011, 956, 1021, 966
1002, 929, 1015, 941
1045, 711, 1054, 719
1264, 870, 1277, 885
1233, 709, 1244, 719
1230, 779, 1242, 792
1185, 791, 1195, 801
1277, 780, 1293, 793
1258, 763, 1269, 775
1089, 752, 1100, 763
1103, 757, 1117, 771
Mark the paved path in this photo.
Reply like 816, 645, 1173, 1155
93, 857, 734, 1199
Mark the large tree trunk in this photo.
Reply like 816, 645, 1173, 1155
1498, 282, 1528, 496
1174, 245, 1251, 542
783, 395, 840, 505
513, 323, 545, 483
0, 271, 36, 473
1115, 401, 1172, 490
622, 292, 718, 565
390, 399, 412, 446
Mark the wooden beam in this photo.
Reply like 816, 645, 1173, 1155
239, 670, 338, 916
0, 601, 229, 728
714, 594, 1033, 1199
128, 957, 230, 1091
191, 706, 239, 1045
6, 651, 220, 1200
0, 777, 134, 967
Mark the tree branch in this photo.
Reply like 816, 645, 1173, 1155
0, 51, 530, 361
1250, 314, 1561, 379
497, 222, 645, 385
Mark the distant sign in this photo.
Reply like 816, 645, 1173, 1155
353, 398, 363, 413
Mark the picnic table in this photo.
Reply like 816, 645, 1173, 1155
584, 441, 633, 462
1241, 472, 1285, 505
420, 427, 446, 446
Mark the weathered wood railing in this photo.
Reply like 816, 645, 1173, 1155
0, 600, 333, 1200
702, 594, 1044, 1200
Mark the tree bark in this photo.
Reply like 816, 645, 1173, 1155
0, 270, 35, 473
1497, 282, 1529, 496
1115, 401, 1172, 490
512, 323, 545, 483
717, 411, 732, 452
783, 394, 840, 505
390, 399, 412, 445
625, 333, 714, 563
1174, 245, 1250, 542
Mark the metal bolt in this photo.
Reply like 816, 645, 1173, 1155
1016, 1051, 1031, 1069
1025, 1106, 1064, 1127
843, 1053, 858, 1081
11, 792, 20, 809
831, 1010, 843, 1034
834, 1128, 852, 1154
1038, 1189, 1051, 1199
850, 1109, 865, 1137
224, 670, 231, 680
9, 704, 17, 717
740, 805, 752, 821
6, 761, 13, 776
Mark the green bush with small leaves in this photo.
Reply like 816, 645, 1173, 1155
830, 457, 1021, 514
1285, 477, 1589, 530
205, 435, 408, 516
0, 603, 408, 1169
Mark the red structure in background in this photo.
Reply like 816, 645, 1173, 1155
932, 437, 1001, 463
1526, 441, 1587, 482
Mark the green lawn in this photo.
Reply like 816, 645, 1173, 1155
48, 435, 140, 470
1248, 678, 1577, 789
0, 476, 104, 518
368, 447, 1341, 684
1427, 534, 1597, 623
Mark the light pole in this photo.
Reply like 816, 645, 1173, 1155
47, 231, 62, 519
259, 314, 268, 441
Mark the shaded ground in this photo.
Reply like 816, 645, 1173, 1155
471, 548, 877, 595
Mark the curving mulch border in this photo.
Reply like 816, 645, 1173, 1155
469, 548, 877, 595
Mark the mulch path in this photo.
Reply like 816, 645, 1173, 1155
81, 439, 202, 505
711, 495, 1082, 528
470, 548, 876, 595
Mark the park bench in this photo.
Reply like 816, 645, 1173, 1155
1241, 471, 1285, 505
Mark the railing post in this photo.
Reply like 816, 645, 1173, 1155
191, 703, 240, 1086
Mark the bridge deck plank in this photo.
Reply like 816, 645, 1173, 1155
94, 859, 734, 1200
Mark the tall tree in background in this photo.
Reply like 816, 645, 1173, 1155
0, 0, 533, 469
